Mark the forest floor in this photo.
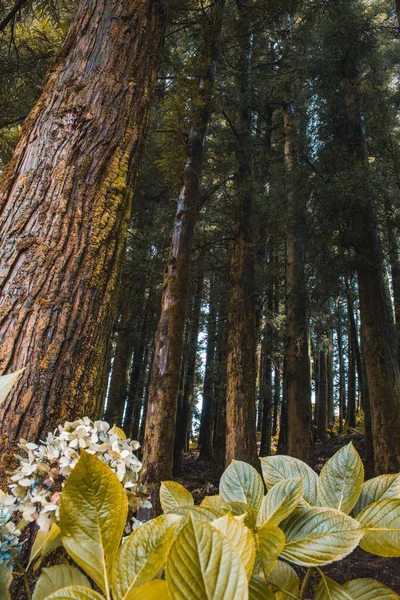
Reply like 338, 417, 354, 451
180, 431, 400, 595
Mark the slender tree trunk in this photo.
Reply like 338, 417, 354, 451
199, 278, 217, 461
327, 331, 335, 426
174, 267, 204, 475
336, 313, 345, 435
141, 0, 225, 495
313, 346, 320, 426
0, 0, 168, 474
213, 294, 228, 475
225, 1, 258, 468
277, 355, 288, 454
346, 302, 357, 429
385, 200, 400, 358
260, 279, 274, 457
317, 348, 328, 441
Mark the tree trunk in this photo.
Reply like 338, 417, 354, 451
260, 280, 274, 457
336, 311, 346, 435
199, 277, 217, 461
141, 0, 225, 495
346, 302, 357, 430
213, 293, 228, 475
317, 348, 328, 441
174, 267, 204, 474
0, 0, 168, 474
272, 365, 281, 437
327, 331, 335, 426
225, 2, 258, 468
277, 355, 288, 454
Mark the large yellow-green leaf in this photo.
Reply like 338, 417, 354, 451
220, 460, 264, 512
32, 565, 91, 600
258, 479, 302, 527
169, 505, 222, 523
59, 451, 127, 596
248, 576, 276, 600
0, 564, 11, 600
357, 499, 400, 556
126, 581, 171, 599
224, 501, 258, 530
200, 495, 224, 511
112, 514, 181, 600
254, 523, 285, 579
0, 368, 25, 405
260, 455, 318, 505
353, 475, 400, 517
315, 574, 352, 599
160, 481, 194, 513
211, 513, 255, 578
317, 443, 364, 514
343, 578, 400, 599
45, 587, 104, 600
280, 506, 364, 566
267, 560, 300, 600
166, 516, 248, 600
29, 523, 61, 569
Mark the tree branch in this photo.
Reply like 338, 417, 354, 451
0, 0, 29, 33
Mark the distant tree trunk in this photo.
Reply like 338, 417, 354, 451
385, 201, 400, 358
199, 277, 218, 461
213, 294, 228, 474
272, 365, 281, 437
225, 1, 258, 468
346, 305, 357, 430
283, 14, 313, 465
141, 0, 225, 495
336, 313, 345, 435
174, 267, 203, 475
0, 0, 168, 474
317, 348, 328, 441
327, 331, 335, 426
260, 280, 274, 457
313, 346, 320, 426
278, 356, 288, 454
342, 17, 400, 472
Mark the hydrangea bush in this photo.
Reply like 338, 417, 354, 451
5, 418, 150, 534
0, 493, 22, 570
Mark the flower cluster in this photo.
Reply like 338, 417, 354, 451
0, 493, 22, 570
6, 418, 150, 532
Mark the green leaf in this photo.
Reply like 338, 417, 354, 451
109, 425, 127, 440
343, 578, 400, 599
29, 523, 61, 569
45, 587, 104, 600
59, 451, 127, 596
200, 495, 224, 510
260, 455, 318, 505
125, 581, 171, 599
315, 574, 352, 599
32, 565, 91, 600
224, 501, 258, 530
267, 560, 300, 600
353, 475, 400, 517
166, 516, 248, 600
280, 506, 364, 566
0, 368, 25, 405
257, 479, 302, 527
211, 513, 255, 578
168, 505, 222, 523
248, 576, 276, 600
0, 565, 11, 600
357, 498, 400, 556
254, 523, 285, 579
220, 460, 264, 512
160, 481, 194, 513
317, 443, 364, 514
112, 514, 181, 600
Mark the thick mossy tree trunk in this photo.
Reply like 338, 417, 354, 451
225, 1, 258, 468
341, 8, 400, 472
283, 15, 313, 465
141, 0, 225, 493
0, 0, 168, 469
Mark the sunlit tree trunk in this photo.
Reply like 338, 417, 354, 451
0, 0, 168, 474
141, 0, 225, 495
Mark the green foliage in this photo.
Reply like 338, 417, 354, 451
18, 443, 400, 599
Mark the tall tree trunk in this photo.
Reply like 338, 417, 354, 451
336, 310, 345, 435
317, 348, 328, 441
0, 0, 168, 473
225, 1, 258, 468
342, 9, 400, 472
385, 200, 400, 358
346, 304, 357, 430
199, 277, 217, 461
327, 331, 335, 426
174, 266, 204, 475
283, 14, 313, 465
277, 355, 288, 454
272, 364, 281, 437
141, 0, 225, 495
213, 292, 228, 475
260, 277, 274, 457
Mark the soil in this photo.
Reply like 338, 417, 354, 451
180, 429, 400, 596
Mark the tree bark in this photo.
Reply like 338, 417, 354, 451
327, 331, 335, 426
213, 293, 228, 475
0, 0, 168, 473
336, 309, 346, 435
225, 1, 258, 468
346, 300, 357, 430
317, 348, 328, 441
141, 0, 225, 496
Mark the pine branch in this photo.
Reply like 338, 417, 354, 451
0, 0, 29, 33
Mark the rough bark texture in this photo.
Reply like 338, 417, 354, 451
141, 0, 225, 495
284, 15, 313, 465
0, 0, 168, 472
225, 1, 258, 468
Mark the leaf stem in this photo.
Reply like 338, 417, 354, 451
15, 559, 31, 600
266, 579, 299, 600
299, 567, 313, 600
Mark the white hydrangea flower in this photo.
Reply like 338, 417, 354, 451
7, 418, 150, 532
0, 493, 22, 570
